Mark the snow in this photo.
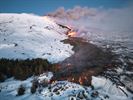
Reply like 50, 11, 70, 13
0, 13, 74, 63
0, 43, 15, 49
91, 76, 132, 100
38, 72, 53, 83
0, 72, 53, 100
0, 77, 32, 97
0, 75, 132, 100
91, 76, 107, 89
40, 81, 87, 100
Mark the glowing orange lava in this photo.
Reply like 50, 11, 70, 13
79, 77, 83, 85
68, 31, 77, 37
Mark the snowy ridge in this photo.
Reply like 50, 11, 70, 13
0, 13, 74, 63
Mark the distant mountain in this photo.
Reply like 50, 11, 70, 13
0, 13, 74, 63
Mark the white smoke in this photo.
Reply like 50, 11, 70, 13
48, 5, 133, 32
47, 6, 97, 20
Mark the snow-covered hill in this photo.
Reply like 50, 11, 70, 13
0, 13, 74, 63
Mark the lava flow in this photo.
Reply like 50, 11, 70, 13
51, 37, 119, 86
67, 31, 77, 37
50, 24, 119, 86
57, 23, 77, 37
66, 25, 77, 37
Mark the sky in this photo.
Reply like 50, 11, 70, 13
0, 0, 132, 15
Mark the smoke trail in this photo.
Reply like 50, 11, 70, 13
47, 6, 97, 20
47, 5, 133, 35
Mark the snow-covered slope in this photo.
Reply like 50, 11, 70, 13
0, 13, 74, 63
